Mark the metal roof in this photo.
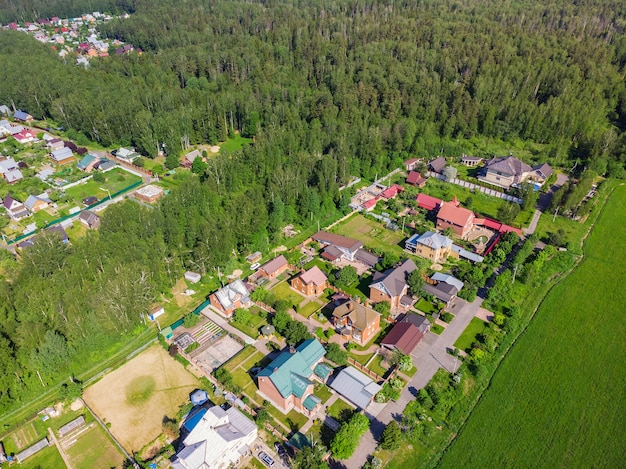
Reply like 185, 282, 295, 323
329, 366, 381, 410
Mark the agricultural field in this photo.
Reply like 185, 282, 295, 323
83, 345, 199, 452
63, 419, 126, 469
333, 214, 406, 254
438, 184, 626, 468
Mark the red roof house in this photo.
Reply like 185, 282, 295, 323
436, 198, 475, 238
381, 184, 404, 200
416, 193, 442, 211
381, 322, 424, 355
362, 197, 379, 211
406, 171, 427, 187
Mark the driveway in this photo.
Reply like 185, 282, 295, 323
336, 297, 484, 469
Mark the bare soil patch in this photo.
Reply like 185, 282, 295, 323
83, 345, 198, 452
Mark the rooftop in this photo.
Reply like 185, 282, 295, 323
370, 259, 417, 297
381, 321, 423, 354
485, 156, 533, 176
329, 366, 382, 409
298, 266, 327, 286
312, 231, 363, 252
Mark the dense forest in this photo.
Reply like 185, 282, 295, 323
1, 0, 626, 414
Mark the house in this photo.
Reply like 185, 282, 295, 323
97, 159, 116, 171
246, 251, 262, 263
436, 197, 475, 238
50, 147, 74, 165
329, 366, 382, 410
369, 259, 418, 309
428, 157, 447, 174
78, 210, 101, 229
1, 159, 23, 184
47, 224, 70, 243
4, 168, 23, 184
135, 185, 165, 203
461, 155, 483, 167
171, 406, 257, 469
416, 193, 442, 211
3, 195, 30, 220
256, 255, 290, 280
404, 158, 419, 171
312, 231, 363, 262
406, 171, 427, 187
13, 129, 36, 144
0, 105, 11, 116
24, 194, 51, 212
209, 279, 251, 317
402, 312, 431, 334
479, 156, 533, 189
148, 305, 165, 320
115, 147, 140, 162
532, 163, 553, 182
361, 196, 380, 211
182, 149, 202, 167
291, 266, 328, 297
257, 339, 327, 415
14, 110, 33, 122
76, 153, 100, 172
423, 273, 463, 305
380, 184, 404, 200
405, 231, 457, 263
46, 138, 65, 151
331, 300, 381, 346
381, 322, 423, 355
0, 158, 18, 174
184, 271, 202, 284
82, 196, 98, 206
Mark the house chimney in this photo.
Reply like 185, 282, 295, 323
289, 346, 296, 354
273, 367, 279, 373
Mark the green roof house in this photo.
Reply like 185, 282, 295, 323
257, 339, 326, 416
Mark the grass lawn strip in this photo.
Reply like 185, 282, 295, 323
18, 444, 65, 469
270, 281, 306, 307
326, 398, 354, 422
299, 301, 322, 318
333, 214, 406, 255
222, 346, 257, 372
438, 183, 626, 468
453, 317, 487, 351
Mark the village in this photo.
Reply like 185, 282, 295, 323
0, 106, 562, 469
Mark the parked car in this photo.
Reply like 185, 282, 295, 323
274, 442, 286, 457
259, 451, 275, 467
250, 262, 261, 270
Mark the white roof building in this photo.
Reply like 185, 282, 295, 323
172, 406, 257, 469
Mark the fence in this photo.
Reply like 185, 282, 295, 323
427, 171, 523, 204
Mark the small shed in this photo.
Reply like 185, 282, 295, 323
185, 271, 201, 284
149, 305, 165, 320
246, 251, 262, 263
260, 324, 275, 337
190, 389, 209, 406
58, 416, 86, 437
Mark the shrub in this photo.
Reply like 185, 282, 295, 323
440, 312, 454, 323
325, 343, 348, 366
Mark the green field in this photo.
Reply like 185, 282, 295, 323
438, 184, 626, 468
64, 168, 142, 203
333, 214, 406, 254
219, 134, 254, 153
65, 422, 126, 469
19, 444, 65, 469
270, 281, 306, 307
453, 317, 487, 352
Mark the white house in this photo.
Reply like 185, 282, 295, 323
172, 406, 257, 469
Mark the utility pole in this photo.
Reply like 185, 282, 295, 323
512, 264, 519, 283
553, 207, 559, 222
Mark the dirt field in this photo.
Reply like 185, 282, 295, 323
83, 345, 199, 452
192, 335, 243, 375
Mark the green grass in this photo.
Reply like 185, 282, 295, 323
349, 352, 374, 366
266, 406, 309, 433
245, 458, 266, 469
314, 384, 333, 404
125, 375, 156, 405
326, 398, 354, 422
299, 301, 322, 318
367, 353, 389, 377
231, 367, 255, 391
64, 168, 141, 203
333, 214, 406, 254
438, 184, 626, 468
430, 324, 444, 335
222, 346, 258, 371
19, 444, 65, 469
65, 422, 126, 469
270, 281, 306, 307
229, 320, 261, 339
454, 317, 488, 351
415, 299, 438, 314
220, 134, 253, 153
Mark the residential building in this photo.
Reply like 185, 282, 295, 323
329, 366, 382, 410
380, 184, 404, 200
257, 339, 327, 415
135, 184, 165, 203
3, 195, 30, 220
428, 157, 447, 173
256, 255, 289, 280
46, 138, 65, 151
13, 110, 33, 122
532, 163, 553, 182
461, 155, 483, 166
406, 171, 427, 187
416, 193, 442, 211
182, 149, 202, 168
401, 312, 431, 334
13, 129, 36, 144
172, 406, 257, 469
405, 231, 458, 263
0, 105, 10, 116
369, 259, 418, 309
436, 197, 475, 238
24, 194, 51, 213
423, 273, 464, 305
404, 158, 419, 171
115, 147, 140, 162
209, 279, 251, 317
77, 153, 100, 172
331, 300, 381, 346
478, 156, 533, 189
312, 231, 363, 262
291, 266, 328, 297
50, 147, 74, 165
381, 322, 424, 355
78, 210, 100, 229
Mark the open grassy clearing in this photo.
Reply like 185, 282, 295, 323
219, 134, 254, 153
19, 444, 65, 469
438, 184, 626, 468
300, 300, 322, 318
64, 168, 141, 202
270, 281, 306, 306
65, 422, 126, 469
453, 317, 487, 351
333, 214, 406, 254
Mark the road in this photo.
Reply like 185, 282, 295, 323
524, 173, 569, 235
336, 296, 484, 469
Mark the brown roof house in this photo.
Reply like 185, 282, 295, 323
256, 255, 290, 280
381, 322, 423, 355
257, 339, 328, 416
312, 231, 363, 262
291, 266, 327, 297
423, 273, 464, 305
428, 157, 447, 174
436, 197, 475, 238
406, 171, 427, 187
209, 279, 252, 317
331, 300, 381, 346
478, 156, 533, 190
369, 259, 417, 310
404, 158, 419, 171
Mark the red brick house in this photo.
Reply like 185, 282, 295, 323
256, 255, 290, 280
209, 279, 252, 317
369, 259, 417, 310
331, 300, 381, 346
436, 197, 475, 238
291, 266, 327, 297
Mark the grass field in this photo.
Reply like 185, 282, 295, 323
83, 345, 199, 452
326, 398, 355, 422
64, 422, 126, 469
220, 134, 254, 153
438, 184, 626, 468
300, 300, 322, 318
64, 168, 141, 203
270, 281, 306, 307
19, 444, 65, 469
453, 317, 487, 351
333, 214, 406, 254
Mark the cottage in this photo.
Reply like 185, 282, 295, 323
380, 184, 404, 200
436, 197, 475, 238
381, 322, 423, 355
416, 193, 442, 211
406, 171, 427, 187
13, 110, 33, 122
405, 231, 457, 263
209, 279, 251, 317
182, 149, 202, 167
82, 196, 98, 206
135, 184, 165, 203
24, 194, 51, 212
257, 339, 326, 415
50, 146, 74, 165
184, 271, 202, 284
312, 231, 363, 262
77, 153, 100, 172
478, 156, 533, 190
423, 273, 464, 305
0, 105, 11, 116
404, 158, 419, 171
291, 266, 328, 297
78, 210, 101, 229
428, 157, 447, 174
532, 163, 553, 182
256, 255, 290, 280
3, 168, 23, 184
329, 366, 382, 410
369, 259, 417, 309
461, 155, 483, 167
46, 138, 65, 151
331, 300, 381, 346
172, 406, 257, 469
148, 305, 165, 320
3, 195, 30, 220
13, 129, 36, 144
115, 147, 140, 162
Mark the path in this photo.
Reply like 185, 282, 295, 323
201, 307, 256, 345
337, 296, 484, 469
48, 427, 72, 469
524, 173, 569, 235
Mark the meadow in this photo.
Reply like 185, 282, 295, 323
438, 184, 626, 468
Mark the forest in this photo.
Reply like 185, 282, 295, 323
0, 0, 625, 414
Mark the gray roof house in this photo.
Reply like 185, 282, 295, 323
479, 156, 533, 189
3, 195, 30, 220
369, 259, 417, 309
329, 366, 382, 410
209, 279, 251, 316
428, 157, 447, 173
13, 110, 33, 122
423, 273, 464, 304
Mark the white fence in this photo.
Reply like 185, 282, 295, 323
427, 171, 523, 204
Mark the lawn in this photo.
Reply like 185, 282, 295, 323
270, 281, 306, 307
453, 317, 487, 351
349, 352, 374, 366
19, 445, 65, 469
266, 405, 309, 433
222, 346, 258, 371
333, 213, 406, 254
326, 398, 354, 422
415, 299, 438, 314
219, 134, 253, 153
231, 367, 255, 392
299, 301, 322, 318
367, 353, 389, 377
64, 168, 141, 203
430, 324, 444, 335
314, 383, 333, 404
65, 421, 126, 469
438, 184, 626, 468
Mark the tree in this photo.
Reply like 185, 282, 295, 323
255, 408, 270, 427
407, 270, 424, 297
389, 350, 413, 371
191, 157, 207, 175
233, 308, 251, 325
497, 201, 520, 224
284, 320, 310, 345
165, 154, 180, 170
331, 412, 370, 459
183, 313, 200, 328
272, 309, 291, 334
293, 444, 329, 469
380, 421, 402, 451
336, 265, 358, 287
325, 343, 348, 365
442, 166, 458, 181
93, 171, 106, 183
373, 301, 391, 320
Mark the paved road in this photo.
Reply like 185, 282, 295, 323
525, 173, 569, 235
337, 296, 484, 469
